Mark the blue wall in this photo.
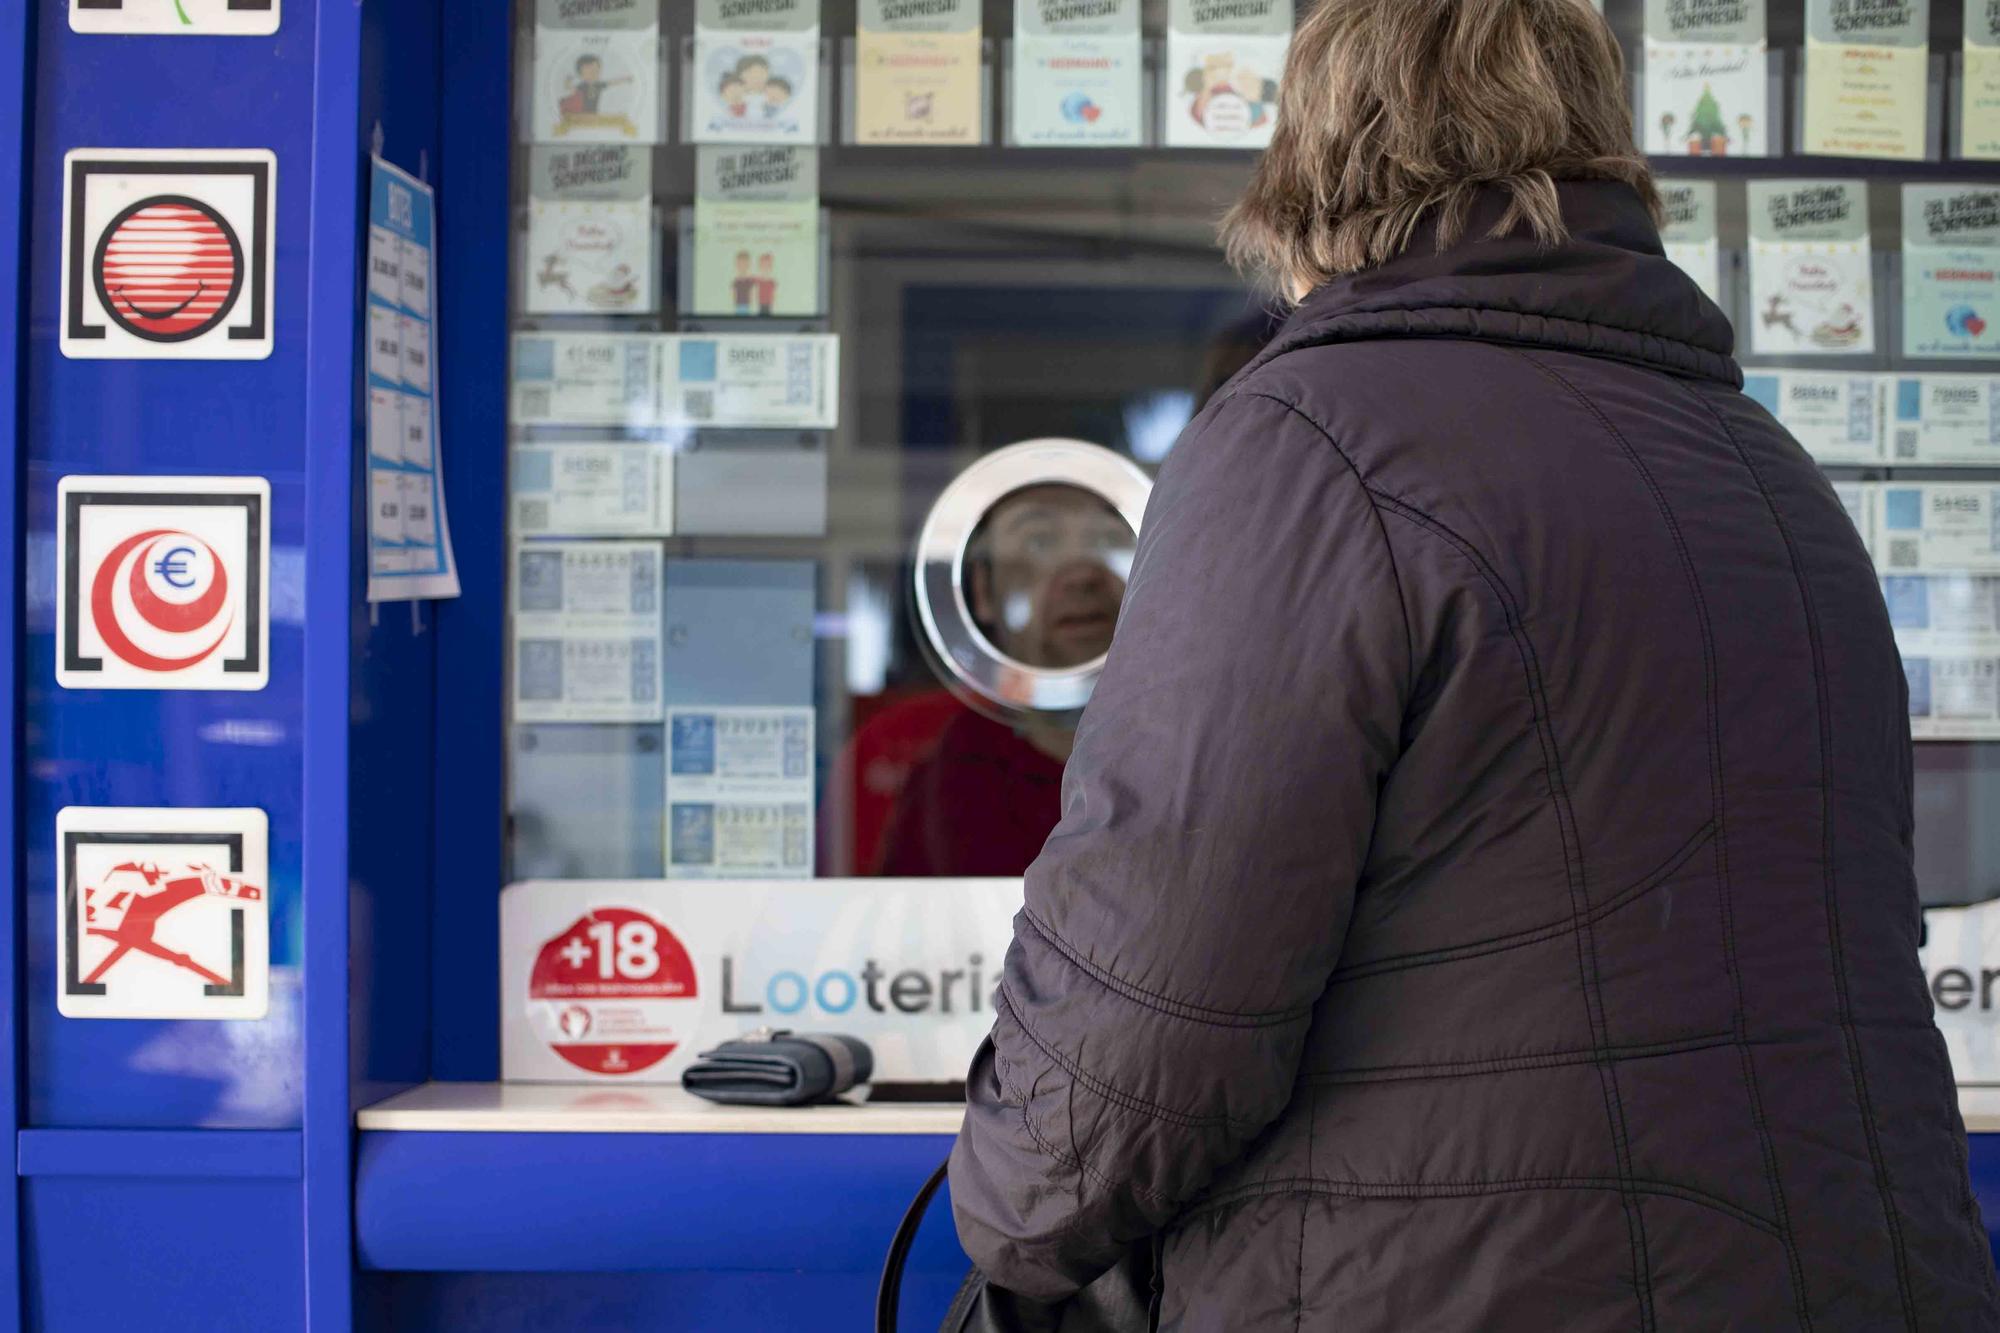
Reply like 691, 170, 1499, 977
348, 0, 447, 1111
22, 0, 320, 1137
14, 0, 364, 1326
428, 0, 511, 1085
0, 0, 28, 1327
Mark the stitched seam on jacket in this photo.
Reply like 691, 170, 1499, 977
1296, 1086, 1314, 1330
1338, 305, 1732, 365
1000, 1048, 1168, 1216
1368, 490, 1655, 1333
1019, 1096, 1179, 1212
1523, 350, 1808, 1331
1240, 306, 1741, 388
1302, 1029, 1738, 1085
996, 987, 1264, 1130
1019, 908, 1316, 1029
1681, 377, 1916, 1330
1008, 1040, 1192, 1216
1180, 1176, 1781, 1240
1329, 818, 1718, 983
997, 1041, 1181, 1218
1242, 392, 1419, 700
1622, 365, 1815, 1321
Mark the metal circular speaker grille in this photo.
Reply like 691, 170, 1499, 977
913, 438, 1153, 717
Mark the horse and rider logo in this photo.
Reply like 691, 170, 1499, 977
57, 807, 270, 1021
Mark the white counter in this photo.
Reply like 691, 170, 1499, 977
355, 1080, 966, 1135
1959, 1085, 2000, 1134
358, 1081, 2000, 1138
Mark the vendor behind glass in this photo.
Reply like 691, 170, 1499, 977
947, 0, 2000, 1327
875, 484, 1134, 878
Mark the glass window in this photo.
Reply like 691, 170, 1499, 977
506, 0, 1271, 883
504, 0, 2000, 915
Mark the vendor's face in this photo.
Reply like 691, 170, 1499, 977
969, 485, 1134, 669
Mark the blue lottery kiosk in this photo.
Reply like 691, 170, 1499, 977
8, 0, 2000, 1329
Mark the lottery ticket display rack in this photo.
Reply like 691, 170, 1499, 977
6, 1, 2000, 1331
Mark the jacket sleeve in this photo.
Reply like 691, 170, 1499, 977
948, 390, 1412, 1300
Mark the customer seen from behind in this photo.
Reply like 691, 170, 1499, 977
947, 0, 2000, 1327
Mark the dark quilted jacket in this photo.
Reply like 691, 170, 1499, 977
949, 181, 2000, 1330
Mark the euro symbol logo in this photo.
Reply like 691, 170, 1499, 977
152, 546, 198, 590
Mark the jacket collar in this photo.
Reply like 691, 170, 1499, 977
1243, 180, 1742, 388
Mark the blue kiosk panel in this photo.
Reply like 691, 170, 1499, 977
13, 0, 362, 1328
5, 0, 2000, 1330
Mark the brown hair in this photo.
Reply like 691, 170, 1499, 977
1221, 0, 1659, 301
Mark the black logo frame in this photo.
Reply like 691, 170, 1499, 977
61, 488, 265, 678
75, 1, 273, 11
65, 156, 272, 346
62, 828, 249, 999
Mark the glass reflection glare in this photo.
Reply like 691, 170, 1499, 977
963, 484, 1136, 671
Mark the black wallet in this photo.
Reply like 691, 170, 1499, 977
681, 1029, 874, 1106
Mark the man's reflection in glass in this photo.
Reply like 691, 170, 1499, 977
873, 487, 1133, 878
965, 485, 1132, 672
868, 318, 1276, 879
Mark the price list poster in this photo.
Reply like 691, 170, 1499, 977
525, 145, 656, 316
854, 0, 984, 144
1661, 179, 1724, 302
1163, 0, 1291, 148
1747, 179, 1877, 356
1903, 184, 2000, 359
1804, 0, 1932, 160
366, 156, 460, 602
531, 0, 664, 144
1012, 0, 1144, 147
1643, 0, 1770, 157
690, 146, 822, 318
1969, 0, 2000, 158
690, 0, 821, 145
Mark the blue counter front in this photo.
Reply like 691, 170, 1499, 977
354, 1085, 968, 1331
346, 1083, 2000, 1331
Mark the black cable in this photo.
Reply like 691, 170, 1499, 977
877, 1156, 952, 1333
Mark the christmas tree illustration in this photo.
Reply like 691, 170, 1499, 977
1687, 84, 1729, 156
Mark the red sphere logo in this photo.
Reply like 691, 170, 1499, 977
92, 195, 244, 343
89, 530, 234, 673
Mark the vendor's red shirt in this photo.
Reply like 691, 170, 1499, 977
873, 707, 1064, 878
